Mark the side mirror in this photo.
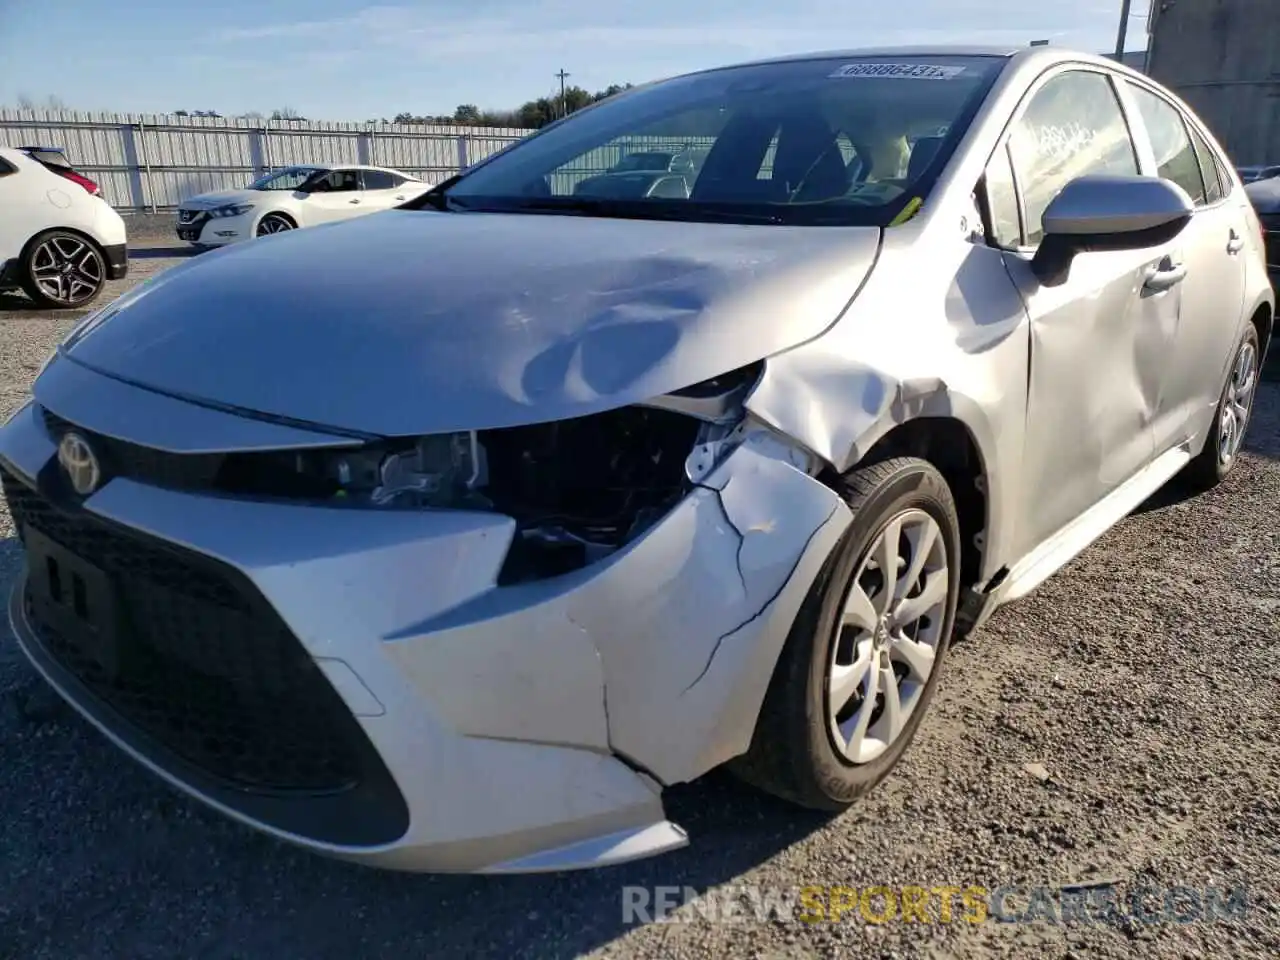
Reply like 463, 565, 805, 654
1031, 174, 1194, 287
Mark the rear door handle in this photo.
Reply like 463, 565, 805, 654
1143, 258, 1187, 293
348, 198, 361, 204
394, 195, 406, 201
1227, 229, 1245, 254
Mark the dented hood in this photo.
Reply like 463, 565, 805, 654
61, 210, 881, 436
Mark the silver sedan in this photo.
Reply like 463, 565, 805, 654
1, 44, 1272, 874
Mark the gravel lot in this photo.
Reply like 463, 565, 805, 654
1, 218, 1278, 960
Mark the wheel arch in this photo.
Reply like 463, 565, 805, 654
851, 415, 990, 597
256, 209, 298, 231
19, 225, 107, 267
744, 362, 1013, 592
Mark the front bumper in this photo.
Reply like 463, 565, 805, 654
175, 210, 253, 246
0, 380, 849, 872
102, 243, 128, 280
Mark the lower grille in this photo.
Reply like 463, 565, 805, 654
2, 467, 362, 795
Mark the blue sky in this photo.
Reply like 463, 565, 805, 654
0, 0, 1147, 120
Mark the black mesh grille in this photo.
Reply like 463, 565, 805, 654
2, 466, 367, 795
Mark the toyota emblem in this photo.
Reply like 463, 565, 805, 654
57, 431, 101, 496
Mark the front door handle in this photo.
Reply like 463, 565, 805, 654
1143, 258, 1187, 293
1227, 229, 1245, 254
348, 198, 361, 204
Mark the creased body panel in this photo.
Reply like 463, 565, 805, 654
746, 228, 1030, 584
58, 210, 880, 435
382, 435, 851, 785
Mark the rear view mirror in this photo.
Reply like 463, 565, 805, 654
1031, 174, 1194, 287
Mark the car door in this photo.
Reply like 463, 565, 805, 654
360, 170, 417, 211
1119, 79, 1248, 456
301, 168, 365, 223
986, 67, 1172, 560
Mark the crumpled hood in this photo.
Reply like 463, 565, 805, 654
59, 209, 881, 436
179, 189, 257, 210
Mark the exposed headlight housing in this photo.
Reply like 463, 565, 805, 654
210, 203, 255, 218
288, 432, 489, 508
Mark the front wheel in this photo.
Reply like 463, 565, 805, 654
729, 456, 962, 810
1183, 323, 1261, 491
256, 213, 295, 237
20, 230, 107, 309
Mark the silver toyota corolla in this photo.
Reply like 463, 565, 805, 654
1, 45, 1272, 874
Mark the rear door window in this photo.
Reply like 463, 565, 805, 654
1124, 81, 1208, 205
362, 170, 397, 190
1187, 123, 1225, 204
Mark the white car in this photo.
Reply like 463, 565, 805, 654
0, 146, 128, 309
175, 164, 432, 247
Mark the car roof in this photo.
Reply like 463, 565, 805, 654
687, 44, 1021, 75
665, 44, 1131, 84
308, 163, 421, 180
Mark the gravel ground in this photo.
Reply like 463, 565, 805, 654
1, 222, 1278, 959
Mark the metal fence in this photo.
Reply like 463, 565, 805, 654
0, 108, 789, 210
0, 108, 533, 211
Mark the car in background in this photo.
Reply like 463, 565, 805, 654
573, 169, 693, 200
577, 148, 710, 200
175, 164, 432, 247
1245, 174, 1280, 272
0, 145, 127, 309
1237, 164, 1280, 184
607, 149, 707, 176
2, 46, 1272, 876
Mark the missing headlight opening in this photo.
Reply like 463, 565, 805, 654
482, 406, 704, 583
223, 406, 712, 582
38, 366, 773, 583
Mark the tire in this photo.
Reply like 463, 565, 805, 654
1182, 322, 1261, 491
19, 230, 107, 309
256, 213, 296, 237
729, 456, 962, 811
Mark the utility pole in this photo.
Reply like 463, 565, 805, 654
556, 69, 570, 119
1115, 0, 1134, 58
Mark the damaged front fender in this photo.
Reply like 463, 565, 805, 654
582, 429, 851, 785
381, 422, 851, 787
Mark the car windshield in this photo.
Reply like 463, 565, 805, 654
248, 167, 324, 190
438, 54, 1006, 226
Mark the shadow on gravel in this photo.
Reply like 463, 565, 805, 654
130, 246, 201, 260
0, 290, 41, 312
